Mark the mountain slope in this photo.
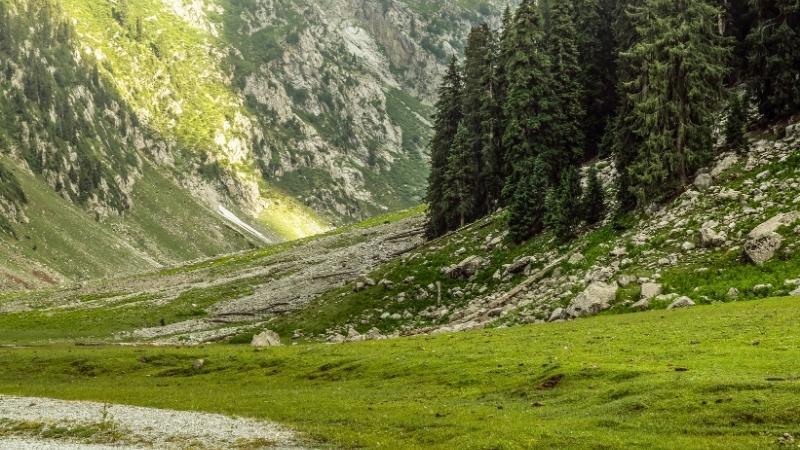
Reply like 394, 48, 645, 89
1, 121, 798, 343
0, 0, 509, 288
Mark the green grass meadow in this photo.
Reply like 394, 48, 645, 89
1, 297, 798, 449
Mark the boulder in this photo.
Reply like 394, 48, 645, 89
744, 232, 783, 265
548, 308, 566, 322
504, 257, 531, 276
791, 287, 800, 297
327, 333, 346, 344
630, 298, 651, 311
693, 173, 713, 191
192, 359, 205, 370
726, 287, 740, 299
444, 255, 487, 279
251, 330, 282, 347
744, 213, 800, 265
667, 296, 696, 310
700, 226, 727, 248
681, 241, 696, 251
640, 283, 663, 300
752, 283, 773, 295
617, 274, 637, 288
566, 282, 618, 318
711, 154, 739, 178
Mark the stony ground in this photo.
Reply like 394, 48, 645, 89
0, 395, 308, 449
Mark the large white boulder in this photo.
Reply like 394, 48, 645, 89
251, 330, 282, 347
744, 212, 800, 265
566, 282, 618, 318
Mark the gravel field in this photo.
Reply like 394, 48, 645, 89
0, 395, 309, 449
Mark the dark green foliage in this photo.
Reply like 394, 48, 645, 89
583, 166, 606, 225
426, 58, 463, 238
724, 92, 750, 154
541, 0, 585, 172
746, 0, 800, 121
460, 24, 495, 218
617, 0, 729, 206
444, 123, 479, 228
508, 158, 549, 243
545, 165, 583, 241
573, 0, 618, 158
502, 0, 558, 186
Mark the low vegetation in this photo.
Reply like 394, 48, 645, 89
0, 297, 798, 449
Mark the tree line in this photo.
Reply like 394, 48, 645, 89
425, 0, 799, 243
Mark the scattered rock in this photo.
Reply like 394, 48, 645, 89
726, 287, 740, 299
568, 252, 585, 265
251, 330, 282, 347
504, 257, 531, 276
617, 274, 636, 288
667, 296, 696, 310
700, 226, 727, 248
566, 282, 618, 318
444, 255, 487, 279
192, 359, 205, 370
693, 173, 713, 191
327, 333, 345, 344
681, 241, 696, 251
711, 154, 739, 177
753, 284, 773, 295
378, 279, 394, 290
630, 298, 650, 311
640, 283, 663, 300
548, 308, 566, 322
744, 213, 799, 265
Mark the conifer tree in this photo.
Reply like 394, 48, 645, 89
425, 58, 463, 238
573, 0, 618, 158
747, 0, 800, 121
610, 0, 646, 212
583, 166, 606, 224
482, 17, 508, 211
508, 158, 549, 243
621, 0, 728, 206
445, 123, 479, 228
542, 0, 585, 171
460, 24, 495, 219
724, 92, 749, 154
545, 165, 583, 241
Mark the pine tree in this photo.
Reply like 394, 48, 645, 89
573, 0, 618, 159
461, 24, 495, 219
542, 0, 585, 172
583, 166, 606, 224
610, 0, 647, 212
445, 123, 479, 228
508, 158, 549, 243
502, 0, 557, 190
425, 58, 463, 238
545, 165, 583, 241
482, 17, 508, 211
747, 0, 800, 121
724, 92, 749, 154
622, 0, 729, 206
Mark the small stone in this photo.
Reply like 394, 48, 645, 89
667, 296, 696, 310
726, 287, 740, 299
630, 298, 651, 311
681, 241, 696, 251
192, 359, 205, 370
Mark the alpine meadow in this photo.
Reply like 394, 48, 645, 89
1, 0, 799, 449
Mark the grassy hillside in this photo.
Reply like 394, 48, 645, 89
0, 297, 798, 449
0, 157, 256, 289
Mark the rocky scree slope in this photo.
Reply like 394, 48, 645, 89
0, 0, 508, 288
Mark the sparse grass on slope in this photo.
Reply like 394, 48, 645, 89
0, 297, 798, 449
